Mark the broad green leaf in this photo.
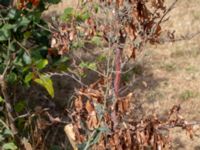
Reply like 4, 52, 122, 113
23, 53, 32, 65
22, 66, 30, 73
13, 56, 23, 67
63, 7, 74, 16
35, 59, 48, 70
34, 74, 54, 98
23, 31, 32, 39
3, 128, 13, 137
7, 9, 19, 20
17, 16, 30, 27
0, 24, 15, 41
61, 7, 74, 21
76, 11, 90, 22
24, 72, 34, 83
2, 142, 17, 150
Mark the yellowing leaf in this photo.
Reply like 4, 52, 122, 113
34, 74, 54, 98
35, 59, 48, 70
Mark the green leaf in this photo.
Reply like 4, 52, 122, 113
0, 24, 15, 41
91, 36, 101, 46
14, 100, 26, 113
34, 74, 54, 98
35, 59, 48, 70
79, 62, 97, 71
61, 7, 74, 21
94, 3, 99, 13
3, 128, 13, 137
97, 55, 106, 62
16, 16, 30, 28
24, 72, 34, 84
2, 142, 17, 150
6, 72, 17, 84
0, 96, 4, 103
23, 53, 32, 65
63, 7, 74, 16
53, 56, 69, 65
23, 31, 32, 39
7, 9, 19, 20
76, 11, 90, 22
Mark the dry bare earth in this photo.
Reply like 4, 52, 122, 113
46, 0, 200, 149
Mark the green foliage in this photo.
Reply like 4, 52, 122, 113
0, 119, 17, 150
0, 96, 4, 104
79, 62, 97, 71
90, 36, 102, 46
14, 100, 26, 113
34, 74, 54, 98
61, 7, 90, 22
0, 1, 61, 148
2, 142, 17, 150
0, 0, 62, 92
61, 7, 74, 22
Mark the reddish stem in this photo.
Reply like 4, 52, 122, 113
114, 48, 122, 97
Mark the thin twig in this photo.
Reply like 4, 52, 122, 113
46, 72, 87, 88
14, 112, 31, 121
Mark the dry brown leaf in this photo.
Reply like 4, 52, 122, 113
85, 100, 94, 113
87, 111, 99, 130
22, 138, 32, 150
74, 96, 83, 112
64, 124, 78, 150
122, 93, 132, 111
117, 100, 123, 113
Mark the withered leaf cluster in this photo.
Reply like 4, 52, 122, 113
68, 78, 193, 150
